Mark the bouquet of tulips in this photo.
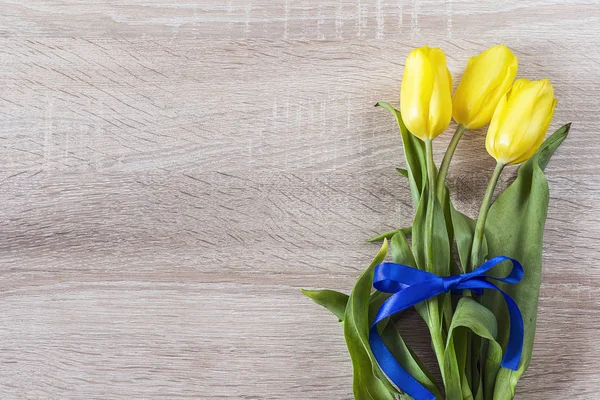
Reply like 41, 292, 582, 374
302, 45, 570, 400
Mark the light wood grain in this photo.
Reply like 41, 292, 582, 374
0, 1, 599, 399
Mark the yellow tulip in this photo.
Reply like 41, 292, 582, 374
453, 44, 518, 129
486, 78, 557, 165
400, 45, 452, 141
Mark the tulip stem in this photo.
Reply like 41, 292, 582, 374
424, 140, 438, 272
470, 161, 505, 271
436, 124, 467, 199
424, 139, 446, 378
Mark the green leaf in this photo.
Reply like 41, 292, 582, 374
301, 289, 349, 322
380, 320, 443, 398
474, 383, 484, 400
411, 194, 428, 271
470, 334, 483, 399
366, 226, 412, 243
396, 167, 409, 178
441, 180, 489, 397
482, 124, 570, 399
390, 230, 417, 268
537, 123, 571, 171
443, 333, 465, 399
371, 232, 442, 398
368, 291, 391, 325
390, 231, 429, 326
376, 102, 427, 205
444, 298, 504, 400
412, 186, 450, 277
412, 181, 451, 399
450, 204, 479, 272
302, 288, 396, 325
344, 239, 396, 400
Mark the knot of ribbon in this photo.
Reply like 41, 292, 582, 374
369, 256, 524, 400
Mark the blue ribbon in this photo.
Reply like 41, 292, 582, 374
369, 256, 524, 400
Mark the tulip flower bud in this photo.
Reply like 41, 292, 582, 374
400, 45, 452, 141
486, 78, 557, 165
453, 45, 518, 129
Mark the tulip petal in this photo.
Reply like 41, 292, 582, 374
506, 80, 553, 163
468, 59, 518, 129
486, 78, 557, 165
486, 94, 508, 162
401, 48, 434, 139
453, 45, 518, 129
400, 46, 452, 141
427, 49, 453, 139
512, 97, 557, 164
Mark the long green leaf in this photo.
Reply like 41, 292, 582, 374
344, 239, 396, 400
302, 288, 394, 324
301, 289, 349, 321
366, 226, 412, 243
343, 235, 445, 399
376, 102, 427, 205
386, 231, 441, 397
390, 230, 429, 325
411, 193, 428, 272
412, 182, 453, 399
302, 286, 432, 397
450, 204, 483, 272
380, 320, 443, 398
482, 124, 570, 399
412, 185, 451, 278
444, 298, 504, 400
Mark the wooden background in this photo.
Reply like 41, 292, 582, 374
0, 1, 598, 399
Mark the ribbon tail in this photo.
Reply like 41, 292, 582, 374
369, 326, 436, 400
369, 281, 444, 399
497, 289, 524, 371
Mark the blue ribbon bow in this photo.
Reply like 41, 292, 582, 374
369, 256, 524, 400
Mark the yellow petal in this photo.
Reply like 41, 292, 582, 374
468, 57, 518, 129
426, 48, 453, 139
400, 47, 434, 139
486, 79, 557, 164
453, 45, 518, 129
511, 97, 557, 164
485, 94, 508, 162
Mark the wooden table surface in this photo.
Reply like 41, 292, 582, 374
1, 1, 598, 399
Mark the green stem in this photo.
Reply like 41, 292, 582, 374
436, 124, 467, 199
434, 126, 467, 337
463, 163, 504, 394
469, 162, 505, 271
425, 140, 437, 270
424, 140, 446, 376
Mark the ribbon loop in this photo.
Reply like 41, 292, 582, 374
369, 256, 524, 400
